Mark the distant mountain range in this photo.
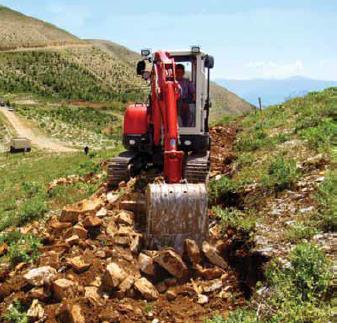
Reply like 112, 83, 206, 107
216, 76, 337, 107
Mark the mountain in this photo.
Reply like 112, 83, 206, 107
217, 76, 337, 107
0, 6, 252, 116
0, 6, 83, 50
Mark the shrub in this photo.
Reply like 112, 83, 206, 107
213, 207, 256, 236
236, 128, 271, 152
285, 222, 319, 243
261, 155, 300, 192
17, 195, 48, 225
208, 176, 240, 205
2, 301, 28, 323
315, 171, 337, 231
263, 243, 332, 322
205, 310, 258, 323
0, 231, 41, 266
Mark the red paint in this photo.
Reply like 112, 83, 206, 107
123, 104, 149, 135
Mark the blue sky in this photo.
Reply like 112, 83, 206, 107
1, 0, 337, 80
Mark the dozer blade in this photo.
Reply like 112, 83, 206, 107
145, 183, 208, 253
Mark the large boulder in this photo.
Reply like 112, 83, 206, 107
102, 262, 127, 290
24, 266, 57, 287
153, 249, 188, 279
134, 277, 159, 301
202, 241, 228, 270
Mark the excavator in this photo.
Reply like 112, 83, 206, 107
108, 47, 214, 251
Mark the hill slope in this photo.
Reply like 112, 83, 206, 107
0, 6, 251, 117
0, 6, 83, 50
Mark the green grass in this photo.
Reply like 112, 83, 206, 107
0, 148, 119, 232
2, 300, 28, 323
0, 231, 41, 266
208, 176, 241, 206
261, 155, 300, 192
285, 222, 319, 243
315, 170, 337, 231
263, 243, 332, 322
213, 206, 256, 237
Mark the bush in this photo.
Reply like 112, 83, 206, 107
2, 301, 28, 323
17, 195, 48, 225
236, 128, 271, 152
205, 310, 258, 323
213, 207, 256, 237
315, 171, 337, 231
0, 231, 41, 266
208, 176, 240, 205
261, 155, 300, 192
285, 222, 319, 243
263, 243, 332, 322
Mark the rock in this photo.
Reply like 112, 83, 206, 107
185, 239, 201, 265
0, 243, 8, 257
195, 264, 223, 280
83, 215, 103, 228
102, 262, 127, 289
28, 287, 50, 302
85, 286, 102, 305
113, 234, 131, 246
202, 279, 223, 293
119, 200, 138, 212
202, 241, 228, 270
96, 208, 108, 218
153, 249, 188, 279
58, 304, 85, 323
60, 208, 80, 224
52, 278, 76, 301
130, 234, 141, 253
106, 220, 118, 236
155, 281, 167, 293
166, 289, 177, 301
69, 256, 91, 273
119, 275, 135, 294
66, 235, 80, 246
164, 277, 177, 287
50, 220, 73, 230
117, 210, 134, 226
24, 266, 57, 287
27, 299, 44, 320
72, 225, 88, 239
138, 253, 155, 276
197, 294, 209, 304
134, 277, 159, 301
107, 192, 119, 204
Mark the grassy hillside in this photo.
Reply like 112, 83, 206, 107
207, 87, 337, 322
0, 6, 83, 50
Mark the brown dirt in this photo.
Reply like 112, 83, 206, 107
0, 124, 263, 322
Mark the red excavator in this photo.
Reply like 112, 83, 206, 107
108, 47, 214, 251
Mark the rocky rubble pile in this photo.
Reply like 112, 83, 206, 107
0, 187, 244, 321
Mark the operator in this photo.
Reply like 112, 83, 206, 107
175, 64, 196, 127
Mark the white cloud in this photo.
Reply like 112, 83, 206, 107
245, 60, 304, 79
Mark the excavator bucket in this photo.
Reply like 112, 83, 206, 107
145, 183, 208, 253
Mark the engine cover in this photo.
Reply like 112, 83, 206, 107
123, 103, 149, 135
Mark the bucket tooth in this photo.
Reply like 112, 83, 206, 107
145, 183, 208, 253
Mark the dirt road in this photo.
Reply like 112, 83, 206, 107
0, 107, 76, 152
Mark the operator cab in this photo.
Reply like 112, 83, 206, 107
138, 47, 214, 153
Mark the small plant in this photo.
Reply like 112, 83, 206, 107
263, 243, 332, 322
205, 310, 258, 323
213, 206, 256, 236
2, 301, 28, 323
315, 171, 337, 231
17, 195, 48, 225
208, 176, 240, 206
0, 231, 41, 266
261, 155, 300, 192
285, 222, 319, 243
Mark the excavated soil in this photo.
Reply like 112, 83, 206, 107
0, 124, 266, 322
